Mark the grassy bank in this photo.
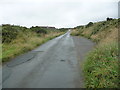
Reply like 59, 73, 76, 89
1, 24, 66, 63
71, 18, 119, 88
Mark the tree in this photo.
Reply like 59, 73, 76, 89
106, 17, 113, 21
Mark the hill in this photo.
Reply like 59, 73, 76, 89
1, 24, 67, 62
71, 18, 119, 88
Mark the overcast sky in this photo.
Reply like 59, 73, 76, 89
0, 0, 119, 28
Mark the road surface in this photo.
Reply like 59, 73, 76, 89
2, 30, 94, 88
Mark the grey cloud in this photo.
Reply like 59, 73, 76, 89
0, 1, 118, 28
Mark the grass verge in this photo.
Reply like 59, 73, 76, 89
84, 42, 119, 88
2, 32, 65, 63
71, 19, 119, 88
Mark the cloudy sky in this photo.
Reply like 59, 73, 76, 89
0, 0, 119, 28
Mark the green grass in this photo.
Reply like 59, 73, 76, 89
84, 42, 119, 88
71, 19, 119, 88
1, 24, 68, 63
2, 32, 65, 62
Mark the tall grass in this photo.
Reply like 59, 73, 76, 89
71, 19, 119, 88
84, 42, 119, 88
2, 31, 64, 62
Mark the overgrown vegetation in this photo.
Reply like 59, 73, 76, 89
1, 24, 66, 62
71, 18, 119, 88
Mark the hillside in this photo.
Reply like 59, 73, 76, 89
71, 18, 119, 88
1, 24, 67, 62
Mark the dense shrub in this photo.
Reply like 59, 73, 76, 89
86, 22, 93, 28
2, 25, 53, 43
30, 26, 47, 34
2, 25, 18, 43
107, 17, 113, 21
58, 28, 69, 32
92, 21, 111, 35
74, 26, 84, 29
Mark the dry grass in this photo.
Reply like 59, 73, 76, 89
2, 31, 64, 62
82, 27, 93, 35
71, 29, 80, 36
71, 19, 119, 88
99, 28, 118, 45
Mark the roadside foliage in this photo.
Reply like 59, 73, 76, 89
1, 24, 67, 62
71, 18, 119, 88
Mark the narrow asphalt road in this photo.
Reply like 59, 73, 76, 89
2, 30, 94, 88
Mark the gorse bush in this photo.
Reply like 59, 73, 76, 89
2, 25, 57, 43
2, 24, 31, 43
86, 22, 93, 28
2, 24, 18, 43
